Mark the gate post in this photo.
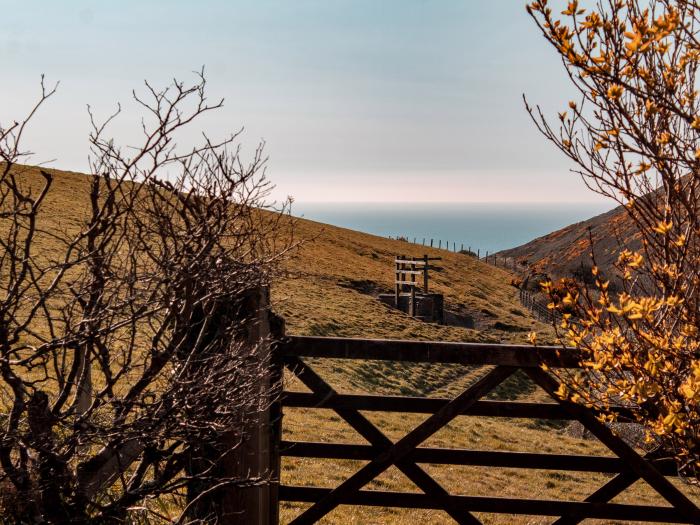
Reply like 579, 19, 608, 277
225, 286, 285, 524
186, 286, 284, 524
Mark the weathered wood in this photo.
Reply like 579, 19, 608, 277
289, 366, 516, 524
275, 337, 699, 524
280, 441, 677, 475
394, 255, 401, 306
280, 486, 694, 523
409, 260, 416, 316
395, 257, 442, 263
552, 458, 646, 525
285, 356, 480, 524
423, 254, 429, 292
395, 269, 424, 275
268, 319, 286, 525
552, 449, 670, 525
281, 391, 635, 420
184, 287, 279, 524
525, 368, 700, 523
279, 336, 582, 368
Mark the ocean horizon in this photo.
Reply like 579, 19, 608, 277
291, 201, 615, 254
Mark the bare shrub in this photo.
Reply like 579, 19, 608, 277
0, 72, 293, 521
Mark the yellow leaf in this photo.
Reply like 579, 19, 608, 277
528, 331, 538, 345
607, 84, 624, 100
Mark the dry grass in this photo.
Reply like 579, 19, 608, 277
8, 165, 700, 524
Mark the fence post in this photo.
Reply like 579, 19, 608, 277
409, 258, 416, 316
423, 254, 429, 292
268, 315, 285, 525
395, 255, 401, 306
438, 240, 441, 249
477, 248, 480, 258
422, 238, 425, 246
430, 238, 433, 247
187, 287, 282, 524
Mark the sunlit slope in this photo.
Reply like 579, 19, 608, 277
14, 164, 549, 345
497, 203, 639, 282
275, 215, 550, 343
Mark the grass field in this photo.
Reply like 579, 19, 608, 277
7, 165, 700, 524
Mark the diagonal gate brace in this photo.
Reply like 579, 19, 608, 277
525, 367, 700, 524
285, 357, 482, 524
286, 361, 516, 524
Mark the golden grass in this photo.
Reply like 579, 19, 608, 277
7, 165, 700, 524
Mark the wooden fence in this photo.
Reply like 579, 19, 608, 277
271, 336, 700, 524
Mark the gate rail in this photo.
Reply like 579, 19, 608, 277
273, 336, 700, 524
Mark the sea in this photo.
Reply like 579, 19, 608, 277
291, 202, 615, 254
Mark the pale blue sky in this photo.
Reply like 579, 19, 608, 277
0, 0, 605, 203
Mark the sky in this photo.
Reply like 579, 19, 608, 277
0, 0, 608, 203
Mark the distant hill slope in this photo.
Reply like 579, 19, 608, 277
497, 202, 640, 282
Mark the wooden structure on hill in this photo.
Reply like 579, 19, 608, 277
386, 254, 444, 322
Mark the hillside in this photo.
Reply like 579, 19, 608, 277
7, 166, 693, 524
497, 202, 638, 283
276, 217, 549, 344
10, 164, 548, 346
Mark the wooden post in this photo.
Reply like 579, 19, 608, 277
268, 314, 285, 525
430, 238, 433, 247
477, 248, 480, 258
438, 240, 441, 249
395, 255, 401, 306
187, 287, 281, 524
409, 258, 416, 316
422, 238, 425, 246
423, 254, 429, 292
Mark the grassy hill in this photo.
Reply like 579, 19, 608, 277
6, 166, 697, 524
496, 203, 640, 285
275, 213, 550, 343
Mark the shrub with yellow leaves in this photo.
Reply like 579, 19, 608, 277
527, 0, 700, 483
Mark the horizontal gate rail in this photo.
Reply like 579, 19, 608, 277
280, 441, 678, 475
282, 391, 636, 420
276, 335, 700, 524
280, 486, 693, 523
280, 335, 581, 367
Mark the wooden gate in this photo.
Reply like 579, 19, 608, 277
272, 336, 700, 524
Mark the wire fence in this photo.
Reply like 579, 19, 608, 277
387, 235, 521, 271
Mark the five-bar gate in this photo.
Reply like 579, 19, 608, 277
273, 336, 700, 524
